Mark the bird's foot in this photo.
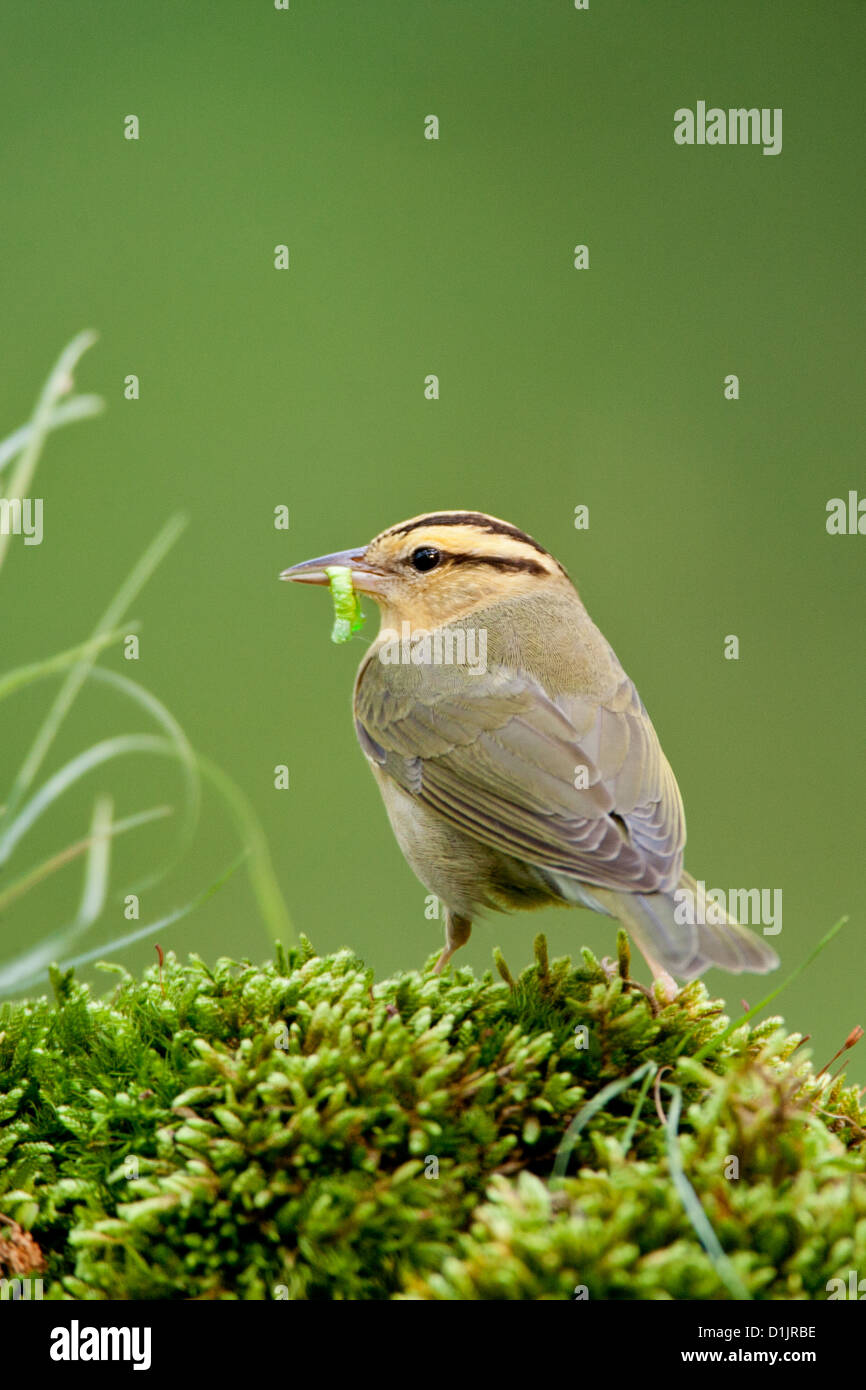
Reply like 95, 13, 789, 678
650, 969, 679, 1005
603, 955, 666, 1016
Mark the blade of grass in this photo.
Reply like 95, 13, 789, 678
20, 850, 248, 989
86, 667, 200, 891
0, 514, 187, 861
662, 1082, 751, 1300
0, 628, 131, 704
0, 797, 169, 996
552, 1060, 656, 1180
0, 395, 105, 475
0, 805, 171, 914
197, 753, 294, 946
74, 795, 114, 930
1, 653, 200, 890
692, 915, 849, 1064
620, 1060, 658, 1154
0, 331, 98, 576
0, 734, 178, 865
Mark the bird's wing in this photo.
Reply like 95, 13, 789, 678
354, 656, 684, 892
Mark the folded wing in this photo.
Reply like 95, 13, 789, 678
355, 656, 685, 894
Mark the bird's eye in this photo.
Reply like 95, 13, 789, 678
410, 546, 441, 573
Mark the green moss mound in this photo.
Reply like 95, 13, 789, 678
0, 937, 863, 1300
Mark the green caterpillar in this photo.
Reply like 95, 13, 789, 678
325, 566, 366, 643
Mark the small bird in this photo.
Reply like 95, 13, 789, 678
281, 511, 779, 988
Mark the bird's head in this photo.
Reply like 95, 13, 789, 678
280, 510, 572, 629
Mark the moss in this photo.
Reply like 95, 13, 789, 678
0, 935, 863, 1300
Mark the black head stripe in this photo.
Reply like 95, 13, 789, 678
386, 512, 552, 559
444, 552, 548, 576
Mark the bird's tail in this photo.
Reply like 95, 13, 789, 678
593, 871, 780, 981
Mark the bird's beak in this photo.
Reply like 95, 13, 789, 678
279, 546, 387, 596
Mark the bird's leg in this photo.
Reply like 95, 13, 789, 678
433, 912, 472, 974
636, 945, 679, 1004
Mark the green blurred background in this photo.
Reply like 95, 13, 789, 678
2, 1, 863, 1074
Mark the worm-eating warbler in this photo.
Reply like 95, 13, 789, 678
281, 511, 779, 986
